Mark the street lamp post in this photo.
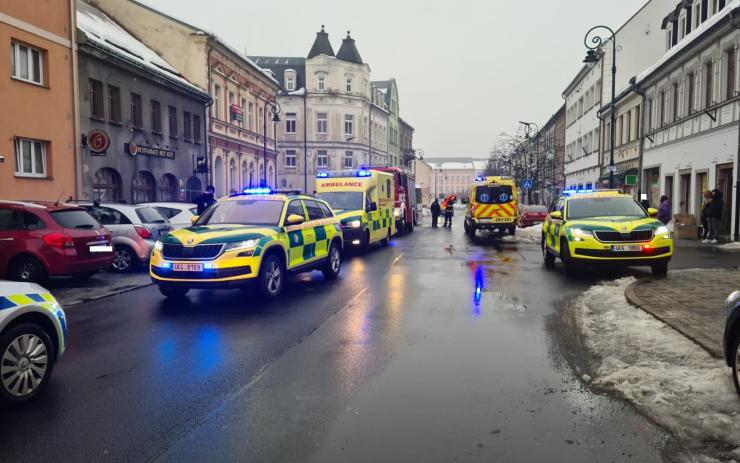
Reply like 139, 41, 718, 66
583, 25, 617, 189
519, 121, 539, 204
261, 98, 281, 188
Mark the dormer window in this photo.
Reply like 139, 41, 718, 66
284, 69, 296, 92
346, 77, 352, 93
318, 75, 326, 91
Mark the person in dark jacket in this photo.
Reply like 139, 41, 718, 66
704, 189, 724, 243
430, 199, 441, 228
194, 185, 216, 216
656, 195, 671, 225
700, 190, 712, 239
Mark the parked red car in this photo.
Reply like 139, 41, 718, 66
0, 201, 114, 282
518, 205, 549, 228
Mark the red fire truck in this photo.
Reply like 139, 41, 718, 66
369, 166, 417, 235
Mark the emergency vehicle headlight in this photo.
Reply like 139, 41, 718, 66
393, 208, 402, 218
225, 239, 260, 251
348, 220, 362, 228
654, 225, 670, 238
571, 228, 592, 241
154, 240, 163, 251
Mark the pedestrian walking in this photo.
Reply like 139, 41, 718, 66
443, 195, 455, 227
657, 195, 671, 225
194, 185, 216, 216
430, 199, 441, 228
703, 189, 724, 244
700, 190, 712, 239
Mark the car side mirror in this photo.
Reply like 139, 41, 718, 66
191, 215, 199, 225
369, 202, 378, 212
647, 208, 658, 217
286, 214, 305, 225
549, 211, 562, 220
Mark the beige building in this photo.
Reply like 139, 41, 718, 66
412, 159, 432, 207
252, 27, 388, 193
89, 0, 280, 196
426, 158, 488, 199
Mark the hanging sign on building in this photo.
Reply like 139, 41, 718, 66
230, 104, 244, 122
195, 156, 208, 173
87, 129, 110, 155
125, 142, 175, 159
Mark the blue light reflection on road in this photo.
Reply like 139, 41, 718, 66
193, 326, 225, 378
473, 265, 484, 315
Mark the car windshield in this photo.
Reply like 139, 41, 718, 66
567, 197, 647, 220
196, 199, 284, 226
475, 185, 513, 204
317, 192, 363, 211
50, 209, 102, 229
136, 207, 167, 223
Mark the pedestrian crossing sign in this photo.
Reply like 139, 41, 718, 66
523, 179, 532, 189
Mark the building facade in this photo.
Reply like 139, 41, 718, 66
0, 0, 79, 200
399, 118, 415, 168
373, 79, 400, 167
89, 0, 281, 198
563, 63, 602, 192
252, 27, 389, 193
426, 157, 488, 199
599, 87, 643, 197
76, 1, 209, 204
412, 158, 432, 207
539, 105, 566, 206
638, 1, 740, 238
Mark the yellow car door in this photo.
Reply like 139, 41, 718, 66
303, 200, 327, 261
284, 199, 308, 269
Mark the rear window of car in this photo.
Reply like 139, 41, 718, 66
475, 185, 513, 204
136, 207, 166, 223
50, 209, 102, 230
525, 205, 548, 213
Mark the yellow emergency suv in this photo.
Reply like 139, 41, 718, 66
542, 189, 673, 276
315, 168, 395, 252
150, 188, 343, 299
464, 176, 519, 236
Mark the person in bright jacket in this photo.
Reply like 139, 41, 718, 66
657, 195, 671, 225
443, 195, 455, 227
430, 199, 441, 228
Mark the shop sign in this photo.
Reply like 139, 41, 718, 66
195, 156, 208, 173
230, 104, 244, 122
87, 129, 110, 155
124, 142, 175, 159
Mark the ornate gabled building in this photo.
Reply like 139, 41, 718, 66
372, 79, 401, 167
252, 27, 397, 193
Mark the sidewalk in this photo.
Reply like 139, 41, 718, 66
625, 269, 740, 358
46, 271, 152, 308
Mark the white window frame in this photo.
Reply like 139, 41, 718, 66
344, 150, 353, 169
11, 41, 43, 85
285, 150, 296, 168
286, 77, 295, 91
346, 77, 352, 93
316, 113, 328, 134
285, 112, 297, 134
344, 114, 354, 136
317, 75, 326, 91
213, 85, 222, 120
694, 3, 701, 28
14, 138, 47, 178
317, 150, 328, 168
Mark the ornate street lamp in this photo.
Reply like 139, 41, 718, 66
584, 25, 617, 189
261, 97, 281, 188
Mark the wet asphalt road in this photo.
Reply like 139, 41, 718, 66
4, 213, 726, 463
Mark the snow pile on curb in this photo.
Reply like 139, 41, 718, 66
515, 225, 542, 244
575, 278, 740, 453
719, 242, 740, 251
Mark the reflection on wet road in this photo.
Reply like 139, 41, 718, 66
0, 215, 671, 463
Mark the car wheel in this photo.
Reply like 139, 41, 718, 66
561, 238, 576, 277
732, 332, 740, 398
509, 226, 516, 236
542, 235, 555, 269
112, 245, 137, 273
361, 230, 371, 254
258, 254, 284, 299
322, 242, 342, 280
398, 218, 406, 236
464, 220, 476, 237
0, 323, 56, 405
407, 218, 414, 233
651, 262, 668, 276
381, 229, 391, 246
9, 256, 47, 284
158, 284, 189, 298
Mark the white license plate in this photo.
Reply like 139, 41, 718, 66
90, 245, 113, 253
173, 263, 203, 272
611, 245, 641, 252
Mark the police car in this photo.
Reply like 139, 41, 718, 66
150, 188, 343, 299
0, 281, 67, 405
542, 189, 674, 276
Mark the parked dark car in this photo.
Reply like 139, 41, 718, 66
518, 205, 549, 228
723, 290, 740, 397
0, 201, 114, 282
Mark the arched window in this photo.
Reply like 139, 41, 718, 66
159, 173, 178, 201
258, 162, 264, 186
214, 155, 225, 197
93, 167, 122, 202
268, 164, 274, 188
248, 162, 255, 187
229, 158, 237, 194
132, 171, 156, 203
241, 161, 248, 187
185, 176, 202, 202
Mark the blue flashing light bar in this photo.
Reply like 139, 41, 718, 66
317, 171, 329, 178
316, 169, 373, 179
563, 189, 594, 196
475, 176, 486, 182
242, 187, 272, 195
357, 169, 372, 177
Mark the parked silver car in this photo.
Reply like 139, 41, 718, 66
722, 290, 740, 397
138, 202, 197, 230
77, 203, 170, 272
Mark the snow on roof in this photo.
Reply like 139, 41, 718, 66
287, 87, 306, 96
637, 0, 740, 84
77, 1, 205, 95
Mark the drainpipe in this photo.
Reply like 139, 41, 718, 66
70, 0, 82, 199
630, 76, 647, 203
732, 8, 740, 240
303, 89, 308, 193
206, 37, 215, 188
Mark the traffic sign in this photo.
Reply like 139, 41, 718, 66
523, 179, 532, 189
607, 165, 618, 173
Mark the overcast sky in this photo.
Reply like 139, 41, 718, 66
140, 0, 648, 158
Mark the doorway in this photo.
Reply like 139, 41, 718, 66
695, 171, 708, 222
664, 174, 674, 206
716, 163, 734, 235
679, 171, 691, 213
644, 167, 660, 207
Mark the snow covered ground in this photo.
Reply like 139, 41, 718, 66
719, 242, 740, 251
498, 224, 542, 244
574, 278, 740, 460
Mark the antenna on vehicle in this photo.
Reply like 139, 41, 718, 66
54, 188, 66, 206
